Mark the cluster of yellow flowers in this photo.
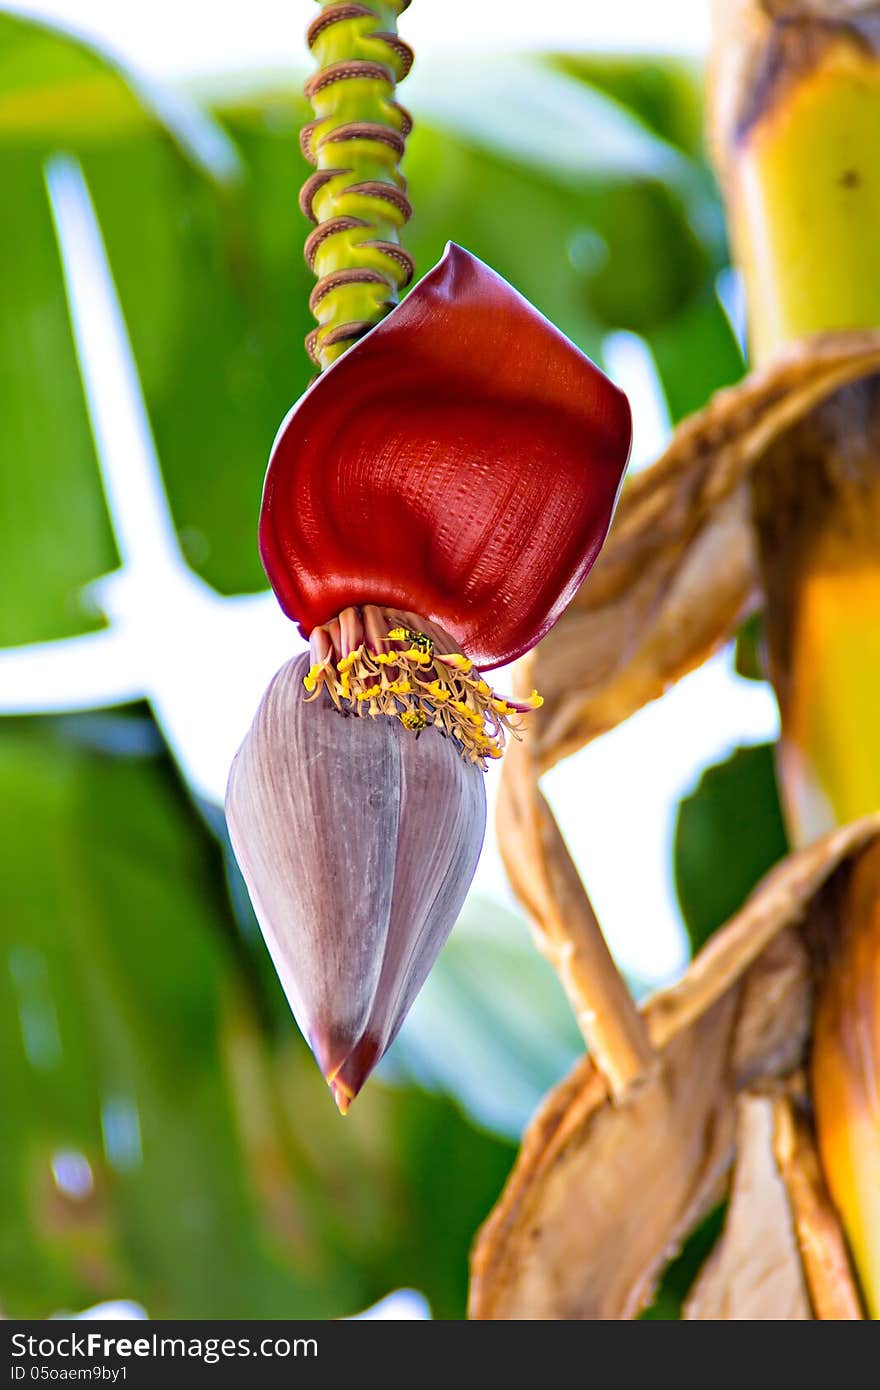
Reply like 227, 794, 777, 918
303, 626, 542, 769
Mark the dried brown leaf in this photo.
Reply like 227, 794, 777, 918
527, 332, 880, 773
469, 815, 880, 1320
645, 818, 878, 1051
470, 988, 739, 1320
683, 1093, 811, 1320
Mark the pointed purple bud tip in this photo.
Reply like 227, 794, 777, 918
226, 653, 487, 1108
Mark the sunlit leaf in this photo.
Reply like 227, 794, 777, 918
551, 54, 706, 160
408, 54, 688, 181
0, 136, 113, 647
0, 13, 235, 643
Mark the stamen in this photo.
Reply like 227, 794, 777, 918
437, 652, 472, 673
303, 613, 541, 769
404, 646, 433, 665
303, 663, 326, 693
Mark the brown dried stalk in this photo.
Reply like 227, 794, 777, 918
773, 1089, 865, 1319
469, 818, 880, 1319
682, 1094, 811, 1320
497, 728, 656, 1097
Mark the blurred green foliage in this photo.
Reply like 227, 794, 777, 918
0, 11, 759, 1317
674, 744, 789, 956
734, 612, 768, 682
0, 712, 516, 1318
552, 55, 705, 158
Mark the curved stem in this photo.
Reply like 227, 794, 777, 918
497, 726, 656, 1099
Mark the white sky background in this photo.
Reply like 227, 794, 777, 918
1, 0, 781, 987
10, 1, 712, 79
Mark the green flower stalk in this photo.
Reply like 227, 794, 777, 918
300, 0, 415, 369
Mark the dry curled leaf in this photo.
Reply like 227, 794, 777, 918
472, 988, 740, 1321
479, 0, 880, 1326
683, 1093, 811, 1320
469, 816, 880, 1320
527, 331, 880, 774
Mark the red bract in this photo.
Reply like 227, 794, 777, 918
260, 243, 631, 670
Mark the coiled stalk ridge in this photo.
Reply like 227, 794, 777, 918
300, 1, 414, 370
